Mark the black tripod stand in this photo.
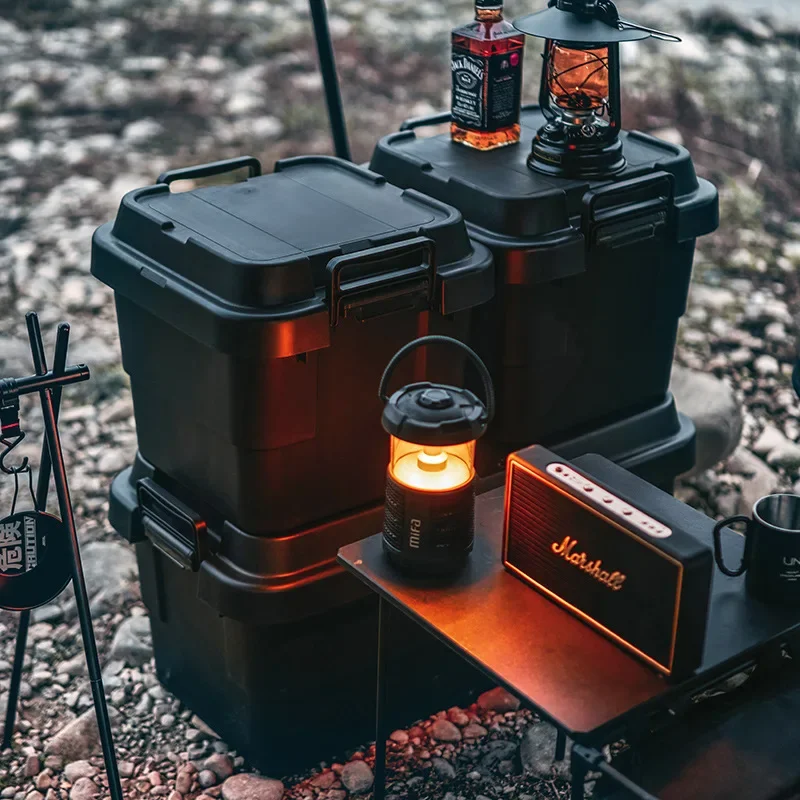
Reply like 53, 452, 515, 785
0, 313, 122, 800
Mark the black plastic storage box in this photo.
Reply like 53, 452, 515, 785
370, 107, 719, 475
107, 392, 693, 776
91, 156, 494, 535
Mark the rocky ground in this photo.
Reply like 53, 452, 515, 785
1, 1, 800, 799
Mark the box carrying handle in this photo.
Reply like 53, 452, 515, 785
399, 103, 540, 132
581, 171, 675, 251
137, 478, 207, 571
327, 237, 436, 327
156, 156, 262, 187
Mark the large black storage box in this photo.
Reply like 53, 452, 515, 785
107, 393, 694, 776
369, 107, 719, 475
91, 156, 494, 535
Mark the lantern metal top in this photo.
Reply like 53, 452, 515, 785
381, 382, 489, 447
514, 0, 681, 45
378, 335, 495, 447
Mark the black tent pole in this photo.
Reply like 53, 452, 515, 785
25, 314, 123, 800
309, 0, 352, 161
2, 322, 69, 749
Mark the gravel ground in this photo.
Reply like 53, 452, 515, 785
1, 1, 800, 799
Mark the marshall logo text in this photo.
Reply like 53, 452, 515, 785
551, 536, 627, 591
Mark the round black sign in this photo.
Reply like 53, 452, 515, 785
0, 511, 72, 611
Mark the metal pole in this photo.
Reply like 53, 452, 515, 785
374, 597, 388, 800
309, 0, 352, 161
2, 323, 69, 749
25, 314, 123, 800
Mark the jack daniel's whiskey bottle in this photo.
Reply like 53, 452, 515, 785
451, 0, 525, 151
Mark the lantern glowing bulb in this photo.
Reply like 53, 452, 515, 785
379, 335, 494, 576
391, 442, 474, 492
548, 43, 610, 116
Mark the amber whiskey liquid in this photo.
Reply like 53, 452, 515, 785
451, 0, 525, 151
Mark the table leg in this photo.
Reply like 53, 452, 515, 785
570, 743, 587, 800
555, 728, 567, 762
374, 597, 389, 800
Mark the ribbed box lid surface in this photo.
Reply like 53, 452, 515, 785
91, 155, 494, 356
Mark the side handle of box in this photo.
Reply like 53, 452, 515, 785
137, 478, 208, 572
582, 171, 675, 251
327, 236, 437, 327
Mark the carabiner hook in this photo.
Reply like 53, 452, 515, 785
0, 399, 28, 475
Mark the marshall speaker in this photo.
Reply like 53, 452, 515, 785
503, 446, 713, 679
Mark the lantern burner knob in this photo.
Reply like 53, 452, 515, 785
418, 388, 455, 410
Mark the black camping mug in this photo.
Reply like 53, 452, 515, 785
714, 493, 800, 605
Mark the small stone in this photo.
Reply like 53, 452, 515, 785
430, 719, 462, 743
477, 687, 521, 713
168, 793, 182, 800
34, 775, 51, 792
24, 793, 43, 800
68, 778, 98, 800
45, 710, 101, 761
754, 354, 780, 376
728, 448, 783, 515
520, 724, 570, 777
431, 758, 455, 779
22, 755, 40, 778
109, 616, 152, 667
198, 771, 217, 789
310, 772, 335, 790
389, 730, 409, 744
160, 715, 175, 728
462, 723, 488, 739
752, 425, 789, 456
467, 770, 482, 781
122, 119, 164, 144
64, 762, 98, 782
447, 708, 470, 727
670, 366, 743, 474
767, 441, 800, 469
221, 774, 284, 800
175, 770, 193, 794
340, 761, 373, 794
203, 754, 233, 781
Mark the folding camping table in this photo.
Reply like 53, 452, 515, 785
338, 474, 800, 800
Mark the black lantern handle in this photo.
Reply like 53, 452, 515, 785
378, 335, 495, 423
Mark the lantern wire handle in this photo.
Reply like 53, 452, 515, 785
617, 19, 681, 42
378, 335, 496, 424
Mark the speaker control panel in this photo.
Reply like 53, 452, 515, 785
546, 463, 672, 539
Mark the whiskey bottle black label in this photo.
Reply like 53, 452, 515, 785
451, 47, 523, 132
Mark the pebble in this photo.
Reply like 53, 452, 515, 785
477, 687, 521, 713
671, 366, 743, 474
198, 770, 217, 789
22, 756, 40, 778
64, 762, 98, 782
389, 730, 409, 744
755, 354, 780, 376
462, 723, 488, 739
44, 710, 101, 761
68, 778, 98, 800
108, 615, 153, 667
430, 719, 462, 743
431, 757, 455, 779
204, 754, 234, 781
220, 774, 284, 800
340, 761, 374, 794
520, 723, 570, 778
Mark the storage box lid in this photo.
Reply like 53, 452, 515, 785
370, 107, 719, 280
91, 156, 494, 357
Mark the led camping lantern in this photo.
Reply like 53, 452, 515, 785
379, 336, 494, 575
514, 0, 680, 178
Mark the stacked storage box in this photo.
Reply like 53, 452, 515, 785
93, 129, 717, 772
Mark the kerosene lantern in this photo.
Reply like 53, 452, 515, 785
379, 336, 494, 575
514, 0, 680, 178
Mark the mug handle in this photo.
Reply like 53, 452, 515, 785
713, 515, 751, 577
